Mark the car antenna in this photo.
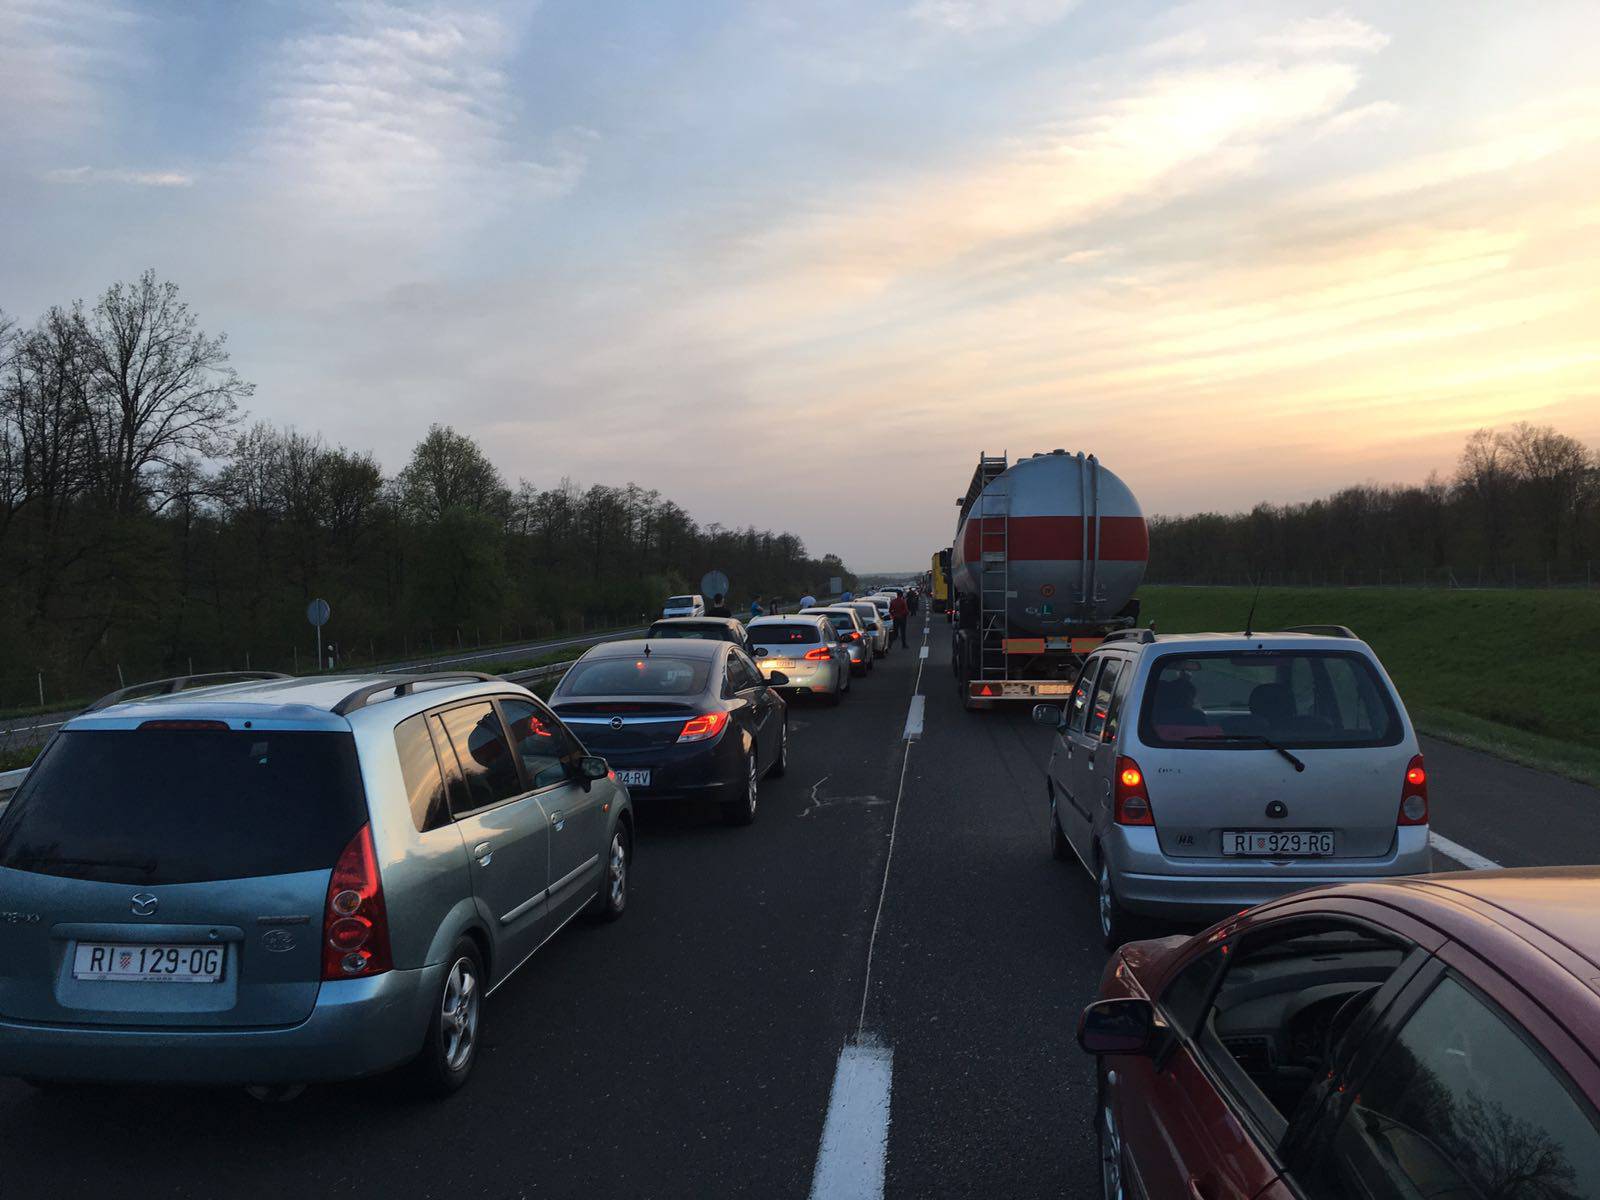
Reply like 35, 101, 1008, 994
643, 643, 652, 656
1243, 571, 1264, 638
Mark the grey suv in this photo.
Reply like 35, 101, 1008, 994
1034, 628, 1430, 947
0, 670, 633, 1096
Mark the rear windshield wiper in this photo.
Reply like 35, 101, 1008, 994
1181, 734, 1306, 773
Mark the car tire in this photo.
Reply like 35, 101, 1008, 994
409, 938, 484, 1097
768, 719, 788, 777
825, 685, 842, 707
1097, 1068, 1125, 1200
1096, 854, 1144, 951
586, 823, 629, 923
723, 750, 759, 826
1051, 807, 1072, 862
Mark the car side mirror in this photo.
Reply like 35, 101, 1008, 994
578, 755, 609, 784
752, 646, 769, 658
1032, 703, 1065, 729
1077, 998, 1165, 1056
767, 671, 790, 687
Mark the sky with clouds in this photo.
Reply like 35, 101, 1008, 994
3, 0, 1599, 570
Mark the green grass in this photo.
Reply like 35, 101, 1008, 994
1139, 586, 1600, 788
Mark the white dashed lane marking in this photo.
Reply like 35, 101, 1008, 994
1429, 831, 1501, 871
903, 695, 925, 740
808, 1037, 893, 1200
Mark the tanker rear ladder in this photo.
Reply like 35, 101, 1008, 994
975, 453, 1011, 680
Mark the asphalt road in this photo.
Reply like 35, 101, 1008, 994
1, 614, 1594, 1199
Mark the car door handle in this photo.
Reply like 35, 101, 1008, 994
548, 811, 565, 831
473, 841, 493, 866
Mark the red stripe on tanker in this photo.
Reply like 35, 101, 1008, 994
959, 515, 1148, 563
951, 450, 1147, 637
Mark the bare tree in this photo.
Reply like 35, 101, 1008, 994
78, 270, 251, 513
1500, 421, 1594, 560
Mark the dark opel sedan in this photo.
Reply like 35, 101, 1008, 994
550, 639, 787, 825
1077, 868, 1600, 1200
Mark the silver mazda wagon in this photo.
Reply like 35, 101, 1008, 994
0, 670, 633, 1097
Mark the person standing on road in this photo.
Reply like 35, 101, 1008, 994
706, 593, 732, 618
800, 592, 816, 609
890, 592, 910, 648
750, 596, 764, 619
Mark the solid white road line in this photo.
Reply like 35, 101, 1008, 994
808, 1037, 893, 1200
903, 695, 925, 740
919, 646, 928, 660
1429, 831, 1502, 871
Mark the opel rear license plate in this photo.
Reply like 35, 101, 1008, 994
72, 943, 224, 983
1222, 830, 1335, 857
614, 769, 651, 787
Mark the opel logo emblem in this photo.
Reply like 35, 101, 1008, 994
130, 892, 159, 916
610, 716, 624, 730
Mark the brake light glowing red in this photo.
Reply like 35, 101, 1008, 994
678, 711, 731, 742
138, 720, 229, 730
1398, 753, 1428, 826
321, 825, 392, 980
1114, 755, 1154, 826
804, 647, 833, 661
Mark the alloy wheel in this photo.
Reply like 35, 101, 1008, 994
608, 831, 628, 910
440, 956, 480, 1073
1098, 862, 1115, 940
1099, 1092, 1124, 1200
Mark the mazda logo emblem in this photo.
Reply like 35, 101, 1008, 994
130, 892, 159, 917
609, 716, 624, 730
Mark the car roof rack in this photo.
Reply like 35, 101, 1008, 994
1278, 624, 1357, 639
1100, 628, 1157, 645
331, 672, 499, 717
85, 671, 295, 713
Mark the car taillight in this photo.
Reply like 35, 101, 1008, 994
804, 647, 833, 660
1398, 753, 1428, 825
1113, 756, 1154, 826
678, 711, 731, 743
322, 824, 393, 980
846, 631, 862, 641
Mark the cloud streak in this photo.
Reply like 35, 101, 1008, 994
41, 165, 194, 187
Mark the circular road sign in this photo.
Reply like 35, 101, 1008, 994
306, 598, 331, 627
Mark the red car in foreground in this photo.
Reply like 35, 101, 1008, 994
1077, 868, 1600, 1199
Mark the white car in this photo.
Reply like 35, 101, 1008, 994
661, 594, 705, 618
747, 615, 851, 704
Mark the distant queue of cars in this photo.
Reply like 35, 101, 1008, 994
1045, 625, 1600, 1198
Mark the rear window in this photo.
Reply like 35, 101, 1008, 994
819, 613, 856, 632
558, 655, 710, 697
647, 623, 729, 641
1139, 651, 1402, 749
665, 596, 695, 606
750, 624, 821, 645
0, 729, 367, 884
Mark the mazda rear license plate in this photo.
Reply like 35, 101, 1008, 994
614, 769, 651, 786
1222, 830, 1335, 857
73, 943, 224, 983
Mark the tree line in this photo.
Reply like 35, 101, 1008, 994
1147, 424, 1600, 588
0, 273, 854, 708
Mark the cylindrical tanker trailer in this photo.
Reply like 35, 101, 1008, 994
950, 450, 1148, 708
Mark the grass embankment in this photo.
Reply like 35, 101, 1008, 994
1138, 586, 1600, 788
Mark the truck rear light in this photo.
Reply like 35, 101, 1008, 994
804, 647, 833, 661
322, 825, 392, 980
1398, 753, 1428, 826
678, 711, 731, 742
1113, 756, 1154, 826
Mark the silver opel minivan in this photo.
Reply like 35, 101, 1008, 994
1034, 627, 1431, 947
0, 670, 632, 1096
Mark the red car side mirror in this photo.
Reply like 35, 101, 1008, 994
1077, 997, 1166, 1056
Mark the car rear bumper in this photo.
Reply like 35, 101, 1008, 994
763, 661, 841, 692
1108, 825, 1434, 920
0, 965, 444, 1085
602, 742, 735, 799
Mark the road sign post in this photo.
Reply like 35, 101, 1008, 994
307, 598, 331, 674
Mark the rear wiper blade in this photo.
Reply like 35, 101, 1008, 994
1181, 734, 1306, 773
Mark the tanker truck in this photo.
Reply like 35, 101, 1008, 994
950, 450, 1147, 709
